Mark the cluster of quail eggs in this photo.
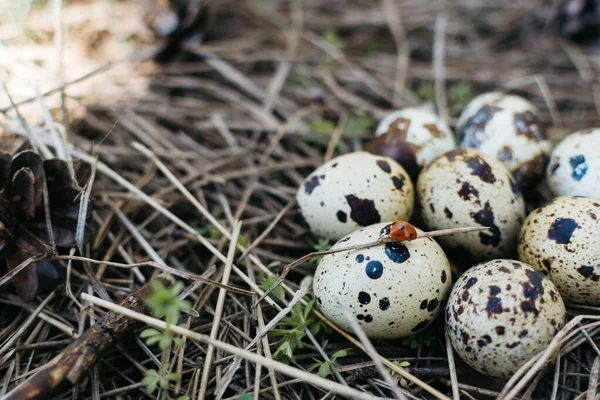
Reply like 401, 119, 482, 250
293, 92, 599, 379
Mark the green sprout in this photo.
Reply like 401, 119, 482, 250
268, 299, 330, 364
139, 281, 192, 400
311, 238, 332, 265
307, 349, 350, 377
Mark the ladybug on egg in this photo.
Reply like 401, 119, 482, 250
379, 221, 418, 241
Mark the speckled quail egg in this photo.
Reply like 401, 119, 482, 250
546, 128, 600, 199
518, 196, 600, 304
417, 148, 526, 263
313, 222, 452, 339
367, 108, 456, 180
296, 152, 414, 240
446, 259, 566, 378
457, 92, 550, 186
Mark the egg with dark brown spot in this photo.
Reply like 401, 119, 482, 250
518, 196, 600, 304
446, 259, 566, 378
296, 152, 414, 240
457, 92, 550, 187
367, 108, 456, 181
314, 223, 452, 339
417, 148, 525, 262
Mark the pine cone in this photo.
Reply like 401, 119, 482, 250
0, 151, 93, 301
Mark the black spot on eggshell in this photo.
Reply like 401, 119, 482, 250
465, 157, 497, 184
364, 315, 373, 323
391, 175, 405, 190
506, 342, 520, 349
470, 202, 501, 246
576, 266, 600, 281
458, 181, 480, 202
460, 105, 502, 147
376, 160, 392, 173
477, 335, 492, 348
495, 326, 505, 335
569, 155, 588, 181
412, 320, 431, 332
549, 158, 560, 174
379, 298, 390, 311
304, 175, 320, 194
385, 242, 410, 263
420, 300, 428, 310
336, 210, 347, 223
542, 258, 553, 271
365, 260, 383, 279
427, 299, 439, 312
489, 286, 501, 296
444, 207, 453, 219
465, 277, 478, 289
520, 269, 545, 316
460, 330, 470, 345
519, 330, 529, 338
486, 297, 503, 316
357, 314, 365, 320
547, 218, 580, 244
441, 270, 447, 283
358, 291, 371, 305
345, 194, 381, 226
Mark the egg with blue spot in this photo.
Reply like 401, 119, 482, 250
313, 222, 452, 339
547, 128, 600, 199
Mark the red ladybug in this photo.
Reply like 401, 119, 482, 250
379, 221, 418, 241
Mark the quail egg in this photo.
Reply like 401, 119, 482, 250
518, 196, 600, 304
313, 222, 452, 339
296, 152, 414, 240
546, 128, 600, 199
457, 92, 550, 186
367, 108, 456, 180
446, 259, 566, 378
417, 148, 526, 263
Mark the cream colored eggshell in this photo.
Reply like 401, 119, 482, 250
518, 196, 600, 304
457, 92, 550, 185
375, 108, 456, 168
296, 152, 414, 240
546, 129, 600, 199
417, 148, 525, 262
313, 223, 452, 339
446, 259, 566, 378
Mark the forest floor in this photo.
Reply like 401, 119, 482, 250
1, 0, 600, 399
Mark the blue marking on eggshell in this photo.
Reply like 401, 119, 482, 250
365, 260, 383, 279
